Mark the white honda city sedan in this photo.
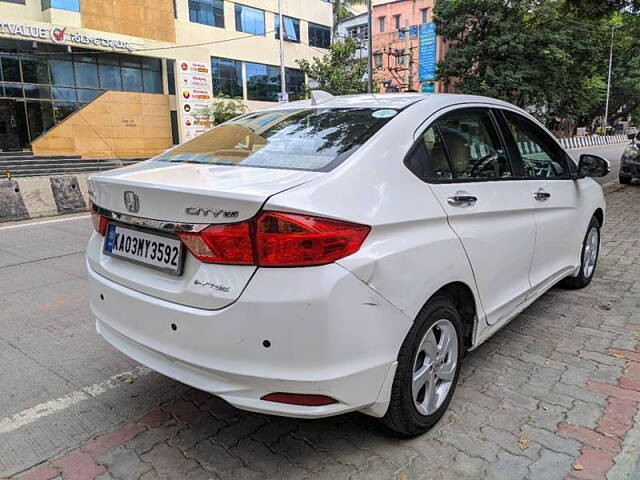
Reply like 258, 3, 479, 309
87, 93, 608, 436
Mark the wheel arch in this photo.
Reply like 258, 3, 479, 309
593, 207, 604, 227
426, 281, 478, 353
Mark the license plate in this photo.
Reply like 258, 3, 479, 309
104, 224, 184, 275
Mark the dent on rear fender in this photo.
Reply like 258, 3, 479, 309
337, 226, 484, 330
335, 262, 411, 318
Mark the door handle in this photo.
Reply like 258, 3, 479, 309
447, 195, 478, 207
533, 191, 551, 202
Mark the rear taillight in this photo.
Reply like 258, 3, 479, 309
177, 211, 370, 267
255, 211, 370, 266
178, 222, 254, 265
91, 210, 108, 236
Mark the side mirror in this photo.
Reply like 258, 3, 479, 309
578, 154, 610, 178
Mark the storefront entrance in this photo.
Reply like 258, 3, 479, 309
0, 99, 29, 151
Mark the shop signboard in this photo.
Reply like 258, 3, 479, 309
0, 21, 138, 51
418, 22, 437, 83
398, 25, 418, 39
421, 82, 435, 93
177, 61, 214, 141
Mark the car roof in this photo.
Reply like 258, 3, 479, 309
264, 93, 518, 111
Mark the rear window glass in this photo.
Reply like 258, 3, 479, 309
155, 108, 397, 172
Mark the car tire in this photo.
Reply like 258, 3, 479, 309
381, 295, 463, 437
561, 216, 601, 289
619, 174, 632, 185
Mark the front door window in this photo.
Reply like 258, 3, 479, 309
502, 111, 569, 179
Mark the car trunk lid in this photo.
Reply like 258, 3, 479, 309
87, 161, 320, 310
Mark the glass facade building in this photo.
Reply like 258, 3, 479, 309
0, 39, 162, 150
0, 0, 330, 154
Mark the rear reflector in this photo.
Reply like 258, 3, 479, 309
91, 209, 108, 236
261, 393, 338, 406
177, 211, 370, 267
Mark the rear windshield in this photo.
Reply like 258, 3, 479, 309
155, 108, 398, 172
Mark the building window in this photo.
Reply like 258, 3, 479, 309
167, 59, 176, 95
274, 15, 300, 43
308, 23, 331, 48
189, 0, 224, 28
21, 57, 50, 84
421, 8, 429, 23
394, 15, 401, 30
26, 100, 54, 138
41, 0, 80, 11
2, 56, 21, 82
246, 62, 280, 102
74, 61, 99, 89
211, 57, 243, 98
143, 69, 163, 94
285, 68, 305, 101
98, 63, 122, 90
378, 17, 385, 33
170, 110, 179, 144
346, 24, 367, 40
374, 53, 383, 68
234, 4, 265, 35
121, 67, 143, 92
245, 63, 304, 102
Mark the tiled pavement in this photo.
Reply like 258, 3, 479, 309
3, 183, 640, 480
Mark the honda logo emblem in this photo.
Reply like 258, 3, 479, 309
123, 191, 139, 213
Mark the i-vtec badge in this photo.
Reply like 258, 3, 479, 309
185, 207, 239, 219
194, 279, 230, 293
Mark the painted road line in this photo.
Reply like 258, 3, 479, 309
0, 366, 152, 435
0, 214, 90, 230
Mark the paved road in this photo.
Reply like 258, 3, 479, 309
568, 143, 627, 186
0, 152, 638, 480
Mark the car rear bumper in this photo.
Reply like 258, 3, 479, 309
87, 260, 410, 418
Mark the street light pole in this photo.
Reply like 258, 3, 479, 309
278, 0, 286, 97
367, 0, 373, 93
603, 25, 616, 129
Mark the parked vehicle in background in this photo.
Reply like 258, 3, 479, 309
86, 92, 609, 437
620, 132, 640, 184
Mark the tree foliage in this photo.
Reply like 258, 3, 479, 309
563, 0, 640, 19
331, 0, 366, 34
197, 96, 248, 126
434, 0, 640, 128
606, 13, 640, 121
296, 38, 368, 95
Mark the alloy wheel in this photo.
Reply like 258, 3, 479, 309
583, 227, 599, 279
412, 319, 459, 416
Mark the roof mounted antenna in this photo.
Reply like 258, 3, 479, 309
310, 90, 334, 106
